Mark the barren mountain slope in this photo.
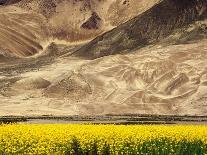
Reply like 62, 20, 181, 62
0, 39, 207, 115
0, 6, 48, 57
14, 0, 160, 41
0, 0, 160, 57
0, 0, 207, 116
75, 0, 207, 59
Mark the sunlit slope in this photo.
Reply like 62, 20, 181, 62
0, 7, 48, 57
0, 0, 207, 116
14, 0, 160, 41
1, 39, 206, 115
0, 0, 160, 57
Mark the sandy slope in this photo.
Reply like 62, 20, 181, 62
14, 0, 160, 40
0, 6, 48, 57
0, 0, 207, 116
0, 0, 160, 57
0, 39, 207, 116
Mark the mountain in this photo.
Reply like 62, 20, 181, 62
0, 0, 207, 116
0, 6, 48, 57
14, 0, 160, 41
75, 0, 207, 59
0, 0, 159, 57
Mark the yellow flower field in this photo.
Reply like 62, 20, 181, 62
0, 124, 207, 155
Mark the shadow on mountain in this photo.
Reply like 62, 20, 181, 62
74, 0, 207, 59
0, 0, 21, 5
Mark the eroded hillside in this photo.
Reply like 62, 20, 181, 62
0, 0, 207, 116
0, 0, 160, 58
75, 0, 207, 59
0, 6, 48, 57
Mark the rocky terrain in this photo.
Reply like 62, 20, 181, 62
75, 0, 207, 58
0, 0, 207, 116
0, 0, 159, 57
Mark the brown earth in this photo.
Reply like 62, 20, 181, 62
0, 0, 160, 57
0, 0, 207, 116
75, 0, 207, 59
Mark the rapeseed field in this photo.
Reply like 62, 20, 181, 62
0, 124, 207, 155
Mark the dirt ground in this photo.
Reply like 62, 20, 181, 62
0, 0, 207, 116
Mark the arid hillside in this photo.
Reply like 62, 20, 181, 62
14, 0, 160, 40
75, 0, 207, 59
0, 6, 48, 57
0, 0, 160, 57
0, 0, 207, 116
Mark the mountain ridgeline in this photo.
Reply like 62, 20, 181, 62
74, 0, 207, 59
